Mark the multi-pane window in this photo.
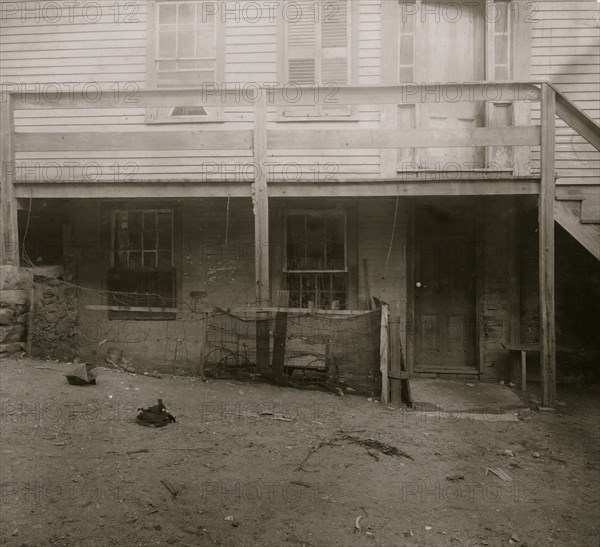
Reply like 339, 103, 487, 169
109, 210, 175, 318
148, 1, 222, 122
155, 0, 216, 88
284, 0, 351, 117
113, 210, 173, 271
285, 212, 347, 309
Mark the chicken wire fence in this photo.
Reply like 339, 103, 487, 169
28, 276, 383, 394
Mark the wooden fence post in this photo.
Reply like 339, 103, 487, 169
1, 93, 18, 265
539, 82, 556, 406
380, 303, 390, 404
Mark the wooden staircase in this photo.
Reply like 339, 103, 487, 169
551, 86, 600, 261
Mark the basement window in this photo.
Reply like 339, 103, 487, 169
285, 211, 347, 309
108, 210, 176, 320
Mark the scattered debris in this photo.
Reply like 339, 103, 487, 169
485, 467, 513, 482
160, 479, 179, 499
290, 481, 311, 488
224, 516, 234, 521
338, 434, 414, 460
466, 383, 475, 387
532, 452, 541, 458
404, 529, 414, 538
136, 399, 176, 428
499, 449, 515, 457
127, 448, 149, 455
354, 515, 362, 533
425, 526, 433, 531
446, 474, 465, 482
65, 363, 97, 386
538, 406, 557, 413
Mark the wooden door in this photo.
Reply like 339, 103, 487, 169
414, 204, 477, 371
416, 0, 486, 168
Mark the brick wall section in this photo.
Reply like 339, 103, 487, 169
0, 266, 33, 357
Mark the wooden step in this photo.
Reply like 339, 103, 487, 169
554, 200, 600, 260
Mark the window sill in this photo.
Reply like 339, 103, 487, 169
145, 117, 226, 125
276, 115, 359, 123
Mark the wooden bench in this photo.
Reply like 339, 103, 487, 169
505, 343, 540, 393
505, 343, 577, 393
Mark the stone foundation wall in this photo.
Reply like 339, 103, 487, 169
0, 266, 33, 358
30, 276, 78, 361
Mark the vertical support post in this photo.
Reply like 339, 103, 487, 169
1, 93, 18, 265
271, 290, 289, 382
256, 310, 271, 373
539, 83, 556, 406
252, 92, 269, 306
380, 303, 390, 404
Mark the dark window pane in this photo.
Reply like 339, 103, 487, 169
144, 230, 157, 249
129, 251, 142, 269
128, 230, 141, 250
130, 212, 142, 230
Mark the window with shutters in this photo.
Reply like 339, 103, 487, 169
281, 0, 355, 119
285, 211, 347, 309
146, 0, 225, 123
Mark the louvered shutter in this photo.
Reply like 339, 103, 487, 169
320, 0, 349, 115
321, 0, 348, 85
287, 1, 317, 85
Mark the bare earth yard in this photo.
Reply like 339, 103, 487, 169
1, 357, 599, 547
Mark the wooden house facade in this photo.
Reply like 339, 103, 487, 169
1, 0, 599, 404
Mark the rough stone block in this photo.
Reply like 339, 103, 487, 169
0, 342, 22, 355
0, 309, 15, 325
0, 266, 33, 291
0, 290, 31, 307
1, 324, 25, 344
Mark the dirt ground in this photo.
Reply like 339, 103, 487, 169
1, 357, 599, 547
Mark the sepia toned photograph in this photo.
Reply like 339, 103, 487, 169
0, 1, 599, 546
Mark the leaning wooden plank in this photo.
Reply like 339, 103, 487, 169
552, 86, 600, 151
267, 126, 541, 150
15, 130, 253, 152
379, 303, 390, 405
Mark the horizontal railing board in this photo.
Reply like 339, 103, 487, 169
268, 126, 541, 150
15, 130, 254, 152
6, 83, 541, 110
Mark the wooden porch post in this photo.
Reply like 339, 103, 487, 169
539, 83, 556, 405
252, 91, 269, 306
0, 93, 19, 265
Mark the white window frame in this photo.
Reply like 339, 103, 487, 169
145, 0, 225, 124
284, 210, 348, 309
277, 0, 359, 122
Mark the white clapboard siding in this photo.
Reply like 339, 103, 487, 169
4, 0, 389, 181
531, 1, 600, 188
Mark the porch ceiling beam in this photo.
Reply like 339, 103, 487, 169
13, 183, 252, 199
268, 181, 540, 198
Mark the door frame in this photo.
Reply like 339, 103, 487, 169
406, 200, 483, 375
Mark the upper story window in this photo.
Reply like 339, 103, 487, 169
146, 1, 224, 123
280, 0, 356, 119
